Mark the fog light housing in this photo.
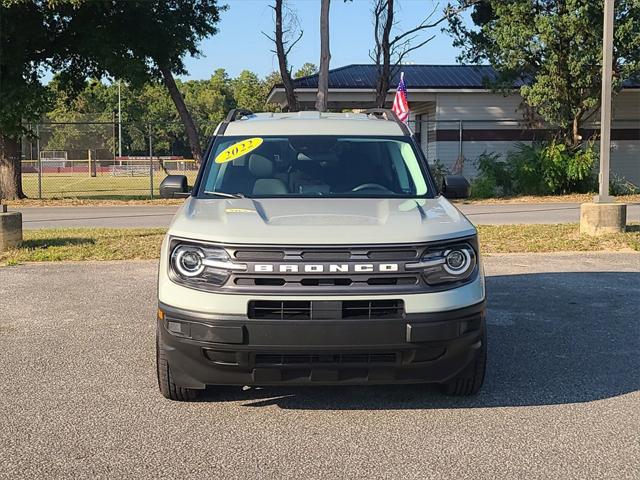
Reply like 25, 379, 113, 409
166, 320, 191, 338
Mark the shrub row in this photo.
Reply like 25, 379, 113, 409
465, 141, 638, 198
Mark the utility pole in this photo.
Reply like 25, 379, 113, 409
596, 0, 614, 203
580, 0, 626, 235
118, 80, 123, 161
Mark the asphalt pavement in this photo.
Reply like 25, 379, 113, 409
0, 253, 638, 479
14, 202, 640, 229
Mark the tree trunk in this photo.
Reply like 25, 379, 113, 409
315, 0, 331, 112
375, 69, 390, 108
375, 0, 394, 108
274, 0, 300, 112
572, 111, 585, 148
158, 64, 202, 163
0, 133, 25, 200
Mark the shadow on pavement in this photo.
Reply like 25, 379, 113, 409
199, 271, 640, 409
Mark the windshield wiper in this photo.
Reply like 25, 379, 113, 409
203, 191, 246, 199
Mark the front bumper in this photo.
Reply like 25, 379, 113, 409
157, 301, 486, 389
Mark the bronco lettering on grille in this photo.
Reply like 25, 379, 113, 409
252, 263, 400, 274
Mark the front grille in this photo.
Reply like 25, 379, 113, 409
227, 245, 423, 294
235, 275, 418, 288
248, 299, 405, 320
231, 246, 420, 262
255, 352, 398, 366
219, 240, 477, 295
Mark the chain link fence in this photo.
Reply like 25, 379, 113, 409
20, 121, 212, 199
19, 118, 639, 198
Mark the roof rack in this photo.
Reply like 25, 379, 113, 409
218, 108, 254, 135
363, 108, 411, 136
224, 108, 254, 122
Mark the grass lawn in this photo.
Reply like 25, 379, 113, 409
460, 193, 640, 205
1, 224, 639, 266
20, 171, 198, 199
1, 228, 166, 265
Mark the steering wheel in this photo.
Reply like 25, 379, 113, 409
350, 183, 393, 193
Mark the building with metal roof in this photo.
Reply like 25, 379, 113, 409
267, 64, 640, 184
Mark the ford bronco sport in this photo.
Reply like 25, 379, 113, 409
156, 109, 486, 401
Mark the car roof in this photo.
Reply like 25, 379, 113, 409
219, 111, 407, 137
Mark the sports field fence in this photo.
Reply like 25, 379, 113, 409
20, 121, 210, 199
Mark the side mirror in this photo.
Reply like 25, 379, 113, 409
441, 175, 471, 199
159, 175, 190, 198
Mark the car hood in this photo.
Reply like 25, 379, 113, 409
168, 197, 476, 245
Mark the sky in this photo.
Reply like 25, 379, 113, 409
179, 0, 470, 81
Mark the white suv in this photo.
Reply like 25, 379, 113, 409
156, 109, 486, 401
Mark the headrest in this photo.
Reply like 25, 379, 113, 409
248, 154, 274, 178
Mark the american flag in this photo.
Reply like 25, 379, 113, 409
392, 71, 409, 123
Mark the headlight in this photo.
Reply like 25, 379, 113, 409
407, 243, 476, 285
170, 242, 244, 288
173, 246, 205, 277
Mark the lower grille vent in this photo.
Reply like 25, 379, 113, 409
342, 300, 404, 319
249, 301, 312, 320
255, 352, 397, 366
248, 300, 404, 320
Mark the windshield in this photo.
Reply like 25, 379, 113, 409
196, 135, 433, 198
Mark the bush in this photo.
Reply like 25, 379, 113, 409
430, 159, 450, 192
470, 175, 498, 198
505, 143, 548, 195
540, 141, 597, 193
471, 141, 598, 198
470, 152, 509, 198
610, 174, 640, 196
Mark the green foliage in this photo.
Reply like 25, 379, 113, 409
539, 141, 598, 193
0, 0, 227, 138
294, 63, 318, 78
42, 68, 279, 157
471, 142, 599, 198
470, 175, 498, 199
609, 174, 640, 196
448, 0, 640, 146
502, 143, 546, 195
430, 159, 451, 192
0, 1, 59, 135
470, 152, 507, 198
232, 70, 268, 112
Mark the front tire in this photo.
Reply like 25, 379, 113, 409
156, 331, 201, 401
442, 332, 487, 396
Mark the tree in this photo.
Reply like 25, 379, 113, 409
42, 68, 274, 160
263, 0, 302, 112
233, 70, 268, 112
370, 0, 472, 108
0, 0, 64, 199
315, 0, 331, 112
0, 0, 225, 199
68, 1, 226, 163
294, 63, 318, 79
448, 0, 640, 146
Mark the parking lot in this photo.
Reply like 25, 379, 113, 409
1, 253, 638, 479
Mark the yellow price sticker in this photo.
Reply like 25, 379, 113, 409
215, 137, 264, 164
